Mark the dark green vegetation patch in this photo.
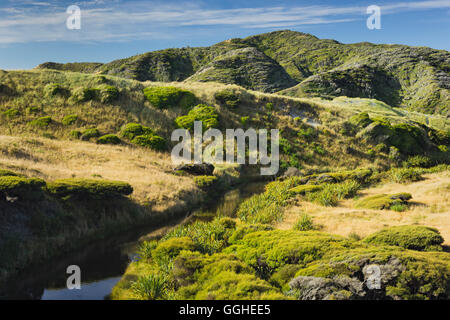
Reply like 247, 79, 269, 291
364, 226, 444, 252
143, 86, 196, 109
46, 178, 133, 199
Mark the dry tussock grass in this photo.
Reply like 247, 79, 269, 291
0, 135, 198, 211
278, 172, 450, 244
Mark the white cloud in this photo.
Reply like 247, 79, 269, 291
0, 0, 449, 44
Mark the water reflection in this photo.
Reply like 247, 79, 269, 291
0, 182, 266, 300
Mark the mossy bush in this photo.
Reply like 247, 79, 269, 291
349, 112, 373, 129
388, 167, 423, 183
175, 104, 219, 131
97, 134, 121, 145
120, 123, 154, 140
80, 128, 100, 141
131, 134, 166, 151
62, 114, 78, 126
214, 89, 241, 108
46, 178, 133, 199
228, 224, 274, 244
72, 87, 100, 103
99, 86, 119, 103
364, 226, 444, 252
29, 116, 52, 128
224, 230, 352, 278
403, 155, 433, 168
194, 175, 218, 189
143, 86, 196, 109
354, 193, 412, 210
152, 237, 196, 268
44, 83, 70, 97
0, 176, 46, 200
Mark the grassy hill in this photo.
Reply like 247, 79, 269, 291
36, 30, 450, 116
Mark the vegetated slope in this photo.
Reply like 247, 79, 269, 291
36, 30, 450, 115
0, 69, 449, 172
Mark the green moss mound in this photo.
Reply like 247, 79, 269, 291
97, 134, 121, 145
62, 114, 78, 126
0, 176, 46, 200
44, 83, 70, 97
354, 193, 412, 210
175, 104, 219, 131
80, 128, 100, 141
99, 85, 119, 103
46, 178, 133, 199
120, 123, 154, 140
29, 116, 52, 128
131, 135, 166, 151
224, 230, 353, 278
143, 86, 196, 109
72, 87, 100, 103
364, 226, 444, 251
349, 112, 373, 129
194, 176, 218, 189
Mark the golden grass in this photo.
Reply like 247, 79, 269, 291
0, 135, 199, 212
277, 172, 450, 244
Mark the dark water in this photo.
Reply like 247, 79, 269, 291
0, 182, 265, 300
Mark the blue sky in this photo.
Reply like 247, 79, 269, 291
0, 0, 449, 70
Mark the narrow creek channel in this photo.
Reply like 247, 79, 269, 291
0, 182, 266, 300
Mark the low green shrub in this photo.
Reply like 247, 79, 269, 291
97, 134, 121, 145
72, 87, 100, 102
194, 175, 218, 189
29, 116, 52, 127
44, 83, 70, 97
0, 176, 46, 200
175, 104, 219, 131
152, 237, 196, 268
120, 123, 154, 140
214, 89, 241, 108
143, 86, 196, 109
99, 86, 119, 103
389, 168, 423, 183
229, 224, 274, 244
62, 114, 78, 126
364, 226, 444, 251
240, 116, 249, 126
354, 193, 412, 210
81, 128, 100, 141
131, 135, 166, 151
349, 112, 373, 129
46, 178, 133, 199
403, 155, 433, 168
224, 230, 352, 278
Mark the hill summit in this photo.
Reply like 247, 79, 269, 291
36, 30, 450, 116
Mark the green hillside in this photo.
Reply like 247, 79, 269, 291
36, 30, 450, 116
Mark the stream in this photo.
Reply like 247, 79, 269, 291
0, 182, 265, 300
